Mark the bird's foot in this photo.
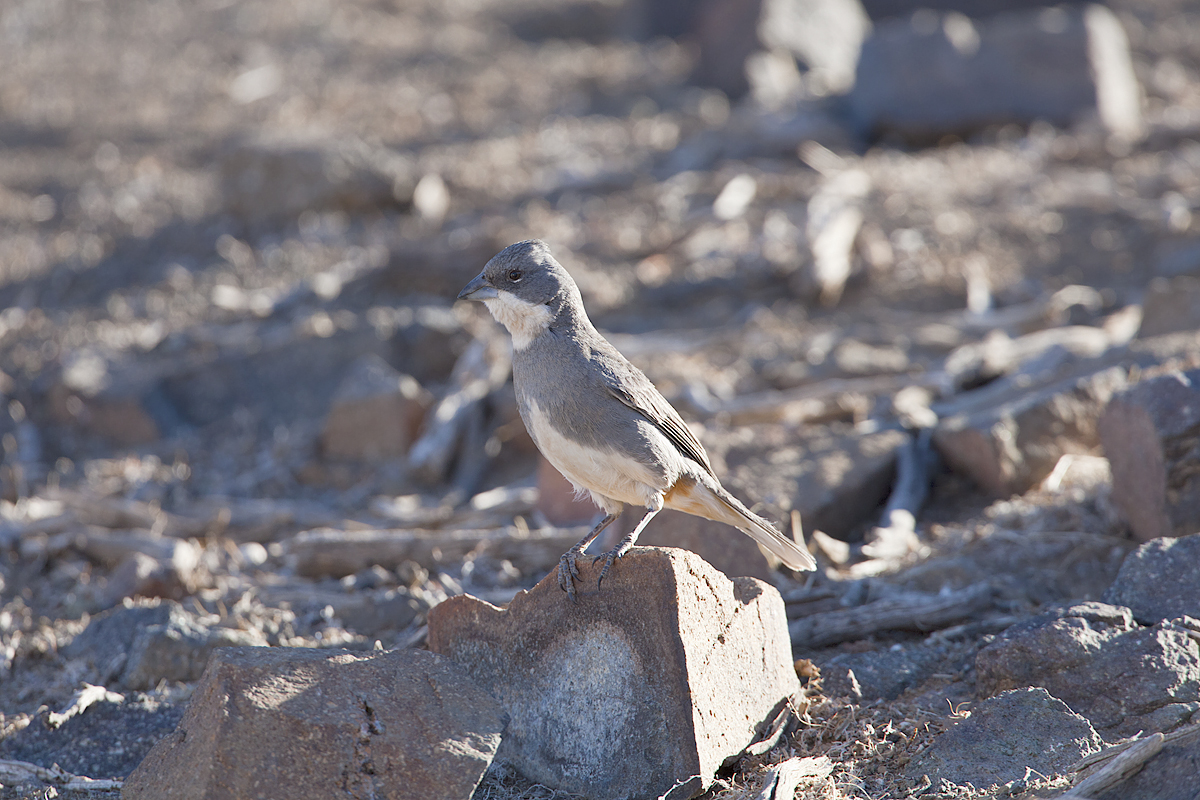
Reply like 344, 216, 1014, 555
557, 547, 584, 600
592, 539, 635, 589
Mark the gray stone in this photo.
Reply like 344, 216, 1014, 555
122, 647, 504, 800
976, 603, 1200, 737
65, 600, 267, 690
820, 643, 952, 702
218, 133, 414, 222
1099, 369, 1200, 542
860, 0, 1065, 19
850, 5, 1142, 141
428, 547, 798, 800
906, 687, 1101, 791
1103, 534, 1200, 625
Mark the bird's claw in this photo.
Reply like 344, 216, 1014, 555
557, 550, 582, 599
592, 544, 628, 589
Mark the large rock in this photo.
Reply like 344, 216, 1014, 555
1103, 534, 1200, 625
975, 603, 1200, 737
161, 313, 465, 429
850, 5, 1142, 141
123, 647, 504, 800
692, 0, 870, 99
536, 454, 596, 526
428, 548, 798, 800
320, 355, 431, 462
934, 364, 1127, 496
64, 600, 267, 690
218, 132, 415, 222
1099, 369, 1200, 542
906, 687, 1100, 792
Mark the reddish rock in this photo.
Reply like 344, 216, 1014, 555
1099, 368, 1200, 541
536, 455, 596, 526
934, 365, 1126, 496
1138, 276, 1200, 338
48, 384, 160, 446
123, 647, 504, 800
428, 547, 797, 800
320, 355, 431, 462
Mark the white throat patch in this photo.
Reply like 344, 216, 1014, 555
483, 290, 553, 350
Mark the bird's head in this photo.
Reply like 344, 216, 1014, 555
458, 239, 575, 306
457, 240, 585, 347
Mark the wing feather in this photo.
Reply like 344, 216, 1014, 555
599, 359, 715, 477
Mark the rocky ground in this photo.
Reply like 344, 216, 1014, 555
1, 0, 1200, 798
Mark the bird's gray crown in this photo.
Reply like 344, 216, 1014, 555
480, 239, 582, 310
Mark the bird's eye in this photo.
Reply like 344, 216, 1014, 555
507, 269, 523, 282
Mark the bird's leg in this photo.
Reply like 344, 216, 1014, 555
594, 505, 661, 589
558, 512, 619, 599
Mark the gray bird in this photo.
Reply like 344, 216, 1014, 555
458, 240, 816, 597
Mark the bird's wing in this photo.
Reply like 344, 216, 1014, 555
599, 357, 715, 477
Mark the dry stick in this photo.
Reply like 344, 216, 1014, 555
0, 759, 122, 791
1054, 732, 1166, 800
408, 336, 511, 485
1060, 721, 1200, 799
789, 584, 993, 648
863, 428, 938, 559
284, 526, 583, 579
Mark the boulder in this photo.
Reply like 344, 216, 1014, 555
906, 687, 1101, 792
217, 132, 414, 222
692, 0, 870, 99
850, 5, 1142, 141
1099, 369, 1200, 541
123, 647, 504, 800
536, 454, 596, 526
1102, 534, 1200, 625
428, 548, 798, 800
975, 603, 1200, 737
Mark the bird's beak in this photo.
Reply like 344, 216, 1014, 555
457, 272, 498, 301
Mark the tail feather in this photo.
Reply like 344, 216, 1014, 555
713, 486, 817, 572
666, 474, 817, 572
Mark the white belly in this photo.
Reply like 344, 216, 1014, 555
526, 399, 666, 509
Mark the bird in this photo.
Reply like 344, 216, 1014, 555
457, 240, 816, 597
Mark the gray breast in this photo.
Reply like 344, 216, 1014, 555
512, 327, 677, 484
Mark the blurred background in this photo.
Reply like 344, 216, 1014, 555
2, 0, 1200, 787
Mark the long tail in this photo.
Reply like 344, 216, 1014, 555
667, 474, 817, 572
